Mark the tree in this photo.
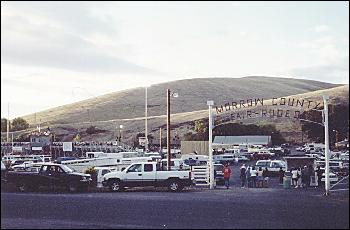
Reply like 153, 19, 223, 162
86, 126, 96, 134
301, 105, 349, 144
1, 118, 10, 132
73, 133, 81, 142
194, 119, 207, 133
11, 117, 29, 131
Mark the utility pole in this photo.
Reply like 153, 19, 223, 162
323, 95, 330, 196
207, 100, 214, 189
167, 89, 171, 171
159, 128, 162, 154
145, 86, 148, 152
7, 103, 10, 142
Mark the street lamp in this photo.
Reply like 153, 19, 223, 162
207, 100, 214, 189
119, 125, 124, 142
145, 85, 152, 152
332, 129, 339, 150
166, 89, 179, 171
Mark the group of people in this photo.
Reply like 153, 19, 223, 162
290, 165, 323, 188
239, 164, 269, 188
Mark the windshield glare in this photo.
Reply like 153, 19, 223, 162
60, 165, 74, 173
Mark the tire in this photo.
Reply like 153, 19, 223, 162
109, 179, 123, 192
167, 179, 183, 192
67, 183, 78, 193
17, 182, 28, 192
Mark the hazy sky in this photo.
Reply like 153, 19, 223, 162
1, 1, 349, 118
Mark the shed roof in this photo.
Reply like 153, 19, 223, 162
213, 136, 270, 145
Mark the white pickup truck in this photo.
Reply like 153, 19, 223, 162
102, 162, 194, 192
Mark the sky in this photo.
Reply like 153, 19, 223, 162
1, 1, 349, 118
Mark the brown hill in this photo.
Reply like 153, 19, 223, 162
15, 78, 347, 144
22, 76, 340, 126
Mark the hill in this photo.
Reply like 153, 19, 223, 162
14, 77, 347, 144
22, 76, 340, 126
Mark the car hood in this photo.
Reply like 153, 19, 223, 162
70, 172, 90, 177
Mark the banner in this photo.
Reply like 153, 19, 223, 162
63, 142, 73, 151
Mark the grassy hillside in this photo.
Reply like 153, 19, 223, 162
22, 76, 340, 126
19, 84, 347, 144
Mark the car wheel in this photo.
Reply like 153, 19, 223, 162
168, 180, 183, 192
67, 183, 78, 193
17, 182, 27, 192
109, 180, 123, 192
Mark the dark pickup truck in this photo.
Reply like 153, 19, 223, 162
6, 163, 92, 192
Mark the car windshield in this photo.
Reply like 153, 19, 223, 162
60, 165, 74, 173
214, 165, 224, 171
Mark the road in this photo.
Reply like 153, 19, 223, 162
1, 187, 349, 229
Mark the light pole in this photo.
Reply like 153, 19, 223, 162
333, 129, 339, 150
323, 95, 330, 196
145, 85, 151, 152
167, 89, 171, 170
297, 95, 330, 195
207, 100, 214, 189
166, 89, 178, 171
119, 125, 123, 142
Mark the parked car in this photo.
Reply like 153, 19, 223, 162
235, 155, 250, 162
213, 154, 235, 165
161, 159, 190, 171
321, 172, 338, 183
213, 163, 224, 185
103, 162, 194, 192
55, 156, 78, 164
95, 166, 118, 188
6, 163, 92, 192
255, 160, 287, 176
295, 146, 304, 151
252, 152, 272, 160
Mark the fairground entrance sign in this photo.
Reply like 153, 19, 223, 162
213, 97, 323, 125
207, 95, 332, 196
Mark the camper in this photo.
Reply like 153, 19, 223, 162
181, 154, 208, 166
61, 153, 153, 173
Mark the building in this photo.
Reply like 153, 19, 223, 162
30, 130, 53, 154
213, 135, 272, 148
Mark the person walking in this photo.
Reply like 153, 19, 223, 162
223, 163, 231, 189
240, 164, 246, 188
250, 166, 257, 188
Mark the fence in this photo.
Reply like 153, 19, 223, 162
191, 165, 210, 187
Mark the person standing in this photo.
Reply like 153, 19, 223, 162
263, 167, 269, 187
316, 166, 323, 187
257, 167, 264, 188
308, 165, 314, 187
245, 165, 251, 188
250, 166, 257, 188
278, 167, 284, 185
223, 163, 231, 189
301, 166, 309, 188
240, 164, 247, 188
291, 168, 298, 188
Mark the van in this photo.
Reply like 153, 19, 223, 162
255, 160, 287, 174
213, 154, 235, 165
161, 159, 190, 170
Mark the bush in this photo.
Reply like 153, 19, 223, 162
86, 126, 96, 134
